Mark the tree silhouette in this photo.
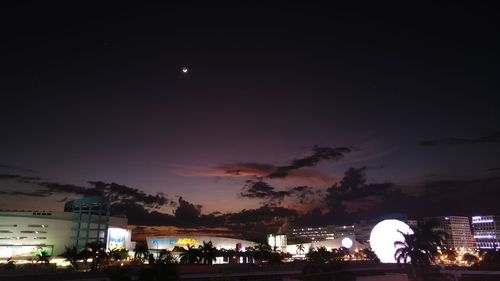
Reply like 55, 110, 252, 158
133, 241, 149, 262
394, 219, 446, 279
362, 248, 379, 263
109, 248, 129, 262
179, 245, 199, 264
198, 241, 217, 264
307, 246, 332, 264
82, 241, 108, 270
60, 246, 80, 269
157, 249, 176, 264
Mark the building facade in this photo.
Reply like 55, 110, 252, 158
471, 215, 500, 249
0, 198, 131, 260
427, 216, 474, 249
288, 226, 334, 242
147, 235, 257, 264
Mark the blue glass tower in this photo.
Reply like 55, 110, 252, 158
64, 197, 110, 249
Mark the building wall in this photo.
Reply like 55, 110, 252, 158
288, 226, 334, 242
0, 211, 76, 258
472, 215, 500, 249
426, 216, 474, 249
147, 235, 256, 252
0, 198, 130, 259
286, 235, 361, 254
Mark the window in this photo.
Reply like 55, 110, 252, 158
0, 230, 12, 233
0, 224, 17, 227
34, 237, 46, 240
28, 224, 48, 228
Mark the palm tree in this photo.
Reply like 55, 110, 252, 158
198, 241, 217, 264
36, 249, 51, 264
60, 246, 80, 269
156, 249, 176, 264
394, 219, 446, 280
179, 245, 199, 264
133, 241, 149, 262
296, 244, 305, 254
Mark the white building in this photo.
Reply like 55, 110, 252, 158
146, 235, 257, 264
0, 198, 132, 260
286, 235, 364, 254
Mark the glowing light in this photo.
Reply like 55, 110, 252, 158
181, 67, 189, 74
107, 228, 128, 250
176, 238, 197, 245
341, 237, 353, 249
369, 219, 413, 263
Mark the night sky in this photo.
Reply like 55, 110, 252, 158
1, 2, 499, 237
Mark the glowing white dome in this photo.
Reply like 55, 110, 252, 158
341, 237, 353, 249
369, 219, 413, 263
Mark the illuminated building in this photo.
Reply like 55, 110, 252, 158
0, 198, 131, 260
426, 216, 474, 249
288, 226, 334, 242
286, 235, 362, 254
331, 223, 374, 244
471, 215, 500, 249
288, 223, 374, 244
267, 234, 287, 252
147, 235, 257, 264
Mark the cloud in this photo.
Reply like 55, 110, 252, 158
0, 164, 35, 173
174, 197, 202, 222
419, 131, 500, 146
239, 179, 323, 207
178, 162, 338, 187
268, 146, 352, 178
0, 176, 171, 209
240, 180, 290, 206
0, 174, 43, 181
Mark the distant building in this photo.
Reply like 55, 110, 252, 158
0, 197, 131, 260
288, 226, 334, 243
426, 216, 474, 249
268, 234, 287, 252
286, 235, 363, 254
287, 222, 374, 244
147, 235, 257, 264
331, 223, 374, 244
471, 215, 500, 249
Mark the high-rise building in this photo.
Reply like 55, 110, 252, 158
471, 215, 500, 249
426, 216, 474, 249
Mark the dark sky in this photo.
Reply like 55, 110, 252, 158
1, 2, 499, 231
